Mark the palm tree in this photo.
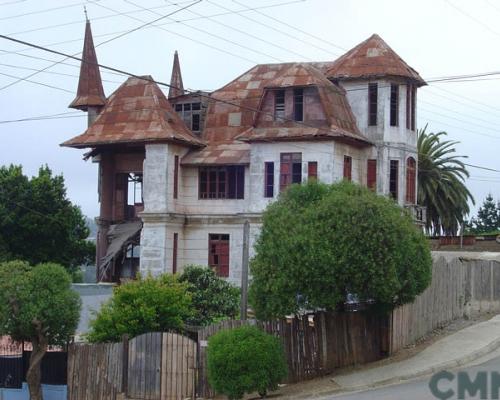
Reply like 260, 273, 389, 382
417, 125, 474, 235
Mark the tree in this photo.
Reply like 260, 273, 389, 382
0, 261, 81, 400
207, 325, 287, 399
179, 265, 240, 326
0, 165, 95, 275
468, 194, 500, 234
249, 181, 432, 320
87, 274, 193, 342
417, 125, 474, 235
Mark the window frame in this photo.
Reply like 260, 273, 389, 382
390, 84, 399, 127
208, 233, 230, 278
280, 152, 302, 192
367, 159, 377, 191
308, 161, 318, 180
198, 166, 245, 200
389, 160, 399, 200
264, 162, 274, 198
293, 88, 304, 122
343, 156, 352, 181
368, 83, 378, 126
406, 157, 416, 204
173, 155, 179, 199
274, 90, 286, 121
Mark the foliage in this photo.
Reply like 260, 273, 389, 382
207, 325, 287, 399
0, 261, 81, 400
467, 194, 500, 234
0, 164, 95, 275
178, 265, 240, 326
87, 274, 193, 342
417, 125, 474, 235
249, 181, 432, 320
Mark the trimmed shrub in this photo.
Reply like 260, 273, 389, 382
207, 325, 287, 399
249, 181, 432, 319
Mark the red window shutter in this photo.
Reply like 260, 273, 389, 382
406, 157, 416, 203
173, 155, 179, 199
343, 156, 352, 181
406, 84, 411, 130
280, 160, 291, 191
172, 233, 178, 274
367, 159, 377, 190
308, 161, 318, 180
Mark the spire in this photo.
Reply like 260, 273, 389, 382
168, 50, 184, 99
69, 19, 106, 111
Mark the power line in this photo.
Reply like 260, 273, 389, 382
206, 0, 339, 58
0, 70, 74, 93
230, 0, 347, 53
0, 0, 202, 93
444, 0, 500, 38
158, 0, 312, 61
92, 0, 278, 63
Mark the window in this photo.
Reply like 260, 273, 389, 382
406, 157, 416, 203
411, 86, 416, 131
293, 88, 304, 122
406, 84, 411, 129
308, 161, 318, 180
280, 153, 302, 191
208, 234, 229, 277
275, 90, 285, 121
389, 160, 399, 200
199, 166, 244, 199
368, 83, 378, 126
192, 114, 200, 131
343, 156, 352, 181
390, 84, 399, 126
174, 102, 202, 132
172, 233, 178, 274
264, 162, 274, 198
367, 159, 377, 190
173, 155, 179, 199
127, 173, 143, 205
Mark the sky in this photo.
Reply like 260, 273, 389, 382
1, 0, 500, 219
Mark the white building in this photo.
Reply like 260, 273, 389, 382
63, 24, 425, 285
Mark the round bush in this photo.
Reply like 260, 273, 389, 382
249, 181, 432, 319
207, 325, 287, 399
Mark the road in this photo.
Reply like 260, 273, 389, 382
324, 354, 500, 400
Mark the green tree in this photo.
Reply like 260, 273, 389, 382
468, 194, 500, 234
179, 265, 240, 326
87, 274, 193, 342
249, 181, 432, 320
207, 325, 287, 399
0, 261, 81, 400
417, 125, 474, 235
0, 164, 95, 274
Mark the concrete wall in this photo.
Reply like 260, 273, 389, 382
71, 283, 114, 336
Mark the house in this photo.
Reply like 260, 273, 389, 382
62, 20, 426, 285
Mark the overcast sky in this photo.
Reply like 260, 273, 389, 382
1, 0, 499, 219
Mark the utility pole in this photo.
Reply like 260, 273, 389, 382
240, 220, 250, 320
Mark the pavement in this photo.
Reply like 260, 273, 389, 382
283, 314, 500, 399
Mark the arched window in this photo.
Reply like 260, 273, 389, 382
406, 157, 416, 204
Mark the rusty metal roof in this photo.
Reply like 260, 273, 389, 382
69, 20, 106, 111
168, 50, 184, 99
326, 34, 425, 85
62, 76, 204, 148
181, 142, 250, 165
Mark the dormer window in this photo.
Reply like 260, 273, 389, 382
293, 88, 304, 122
274, 90, 285, 121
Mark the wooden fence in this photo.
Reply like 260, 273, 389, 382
68, 332, 196, 400
390, 255, 500, 353
196, 312, 389, 398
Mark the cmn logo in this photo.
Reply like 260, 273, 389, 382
429, 371, 500, 399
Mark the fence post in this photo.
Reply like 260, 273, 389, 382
122, 334, 129, 395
